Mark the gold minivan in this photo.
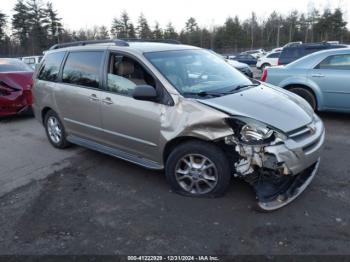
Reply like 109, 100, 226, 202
33, 40, 325, 211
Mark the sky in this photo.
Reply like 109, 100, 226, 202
1, 0, 349, 31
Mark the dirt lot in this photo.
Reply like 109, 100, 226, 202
0, 112, 349, 255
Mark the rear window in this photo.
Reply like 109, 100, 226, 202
62, 51, 104, 88
0, 59, 33, 72
38, 52, 66, 82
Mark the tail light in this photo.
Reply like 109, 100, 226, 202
277, 58, 282, 65
261, 69, 267, 82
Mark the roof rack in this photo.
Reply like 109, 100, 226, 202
121, 38, 181, 45
49, 39, 129, 50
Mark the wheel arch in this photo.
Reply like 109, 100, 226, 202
41, 107, 53, 124
163, 136, 209, 164
283, 83, 321, 110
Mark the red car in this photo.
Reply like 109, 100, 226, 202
0, 58, 34, 117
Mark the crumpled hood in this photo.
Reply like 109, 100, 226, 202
198, 84, 314, 133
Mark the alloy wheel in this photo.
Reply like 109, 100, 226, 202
175, 154, 218, 194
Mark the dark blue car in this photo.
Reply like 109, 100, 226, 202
231, 54, 257, 65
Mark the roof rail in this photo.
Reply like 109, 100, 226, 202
49, 39, 129, 50
121, 38, 181, 45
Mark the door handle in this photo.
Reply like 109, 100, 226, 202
102, 97, 113, 105
311, 74, 325, 78
89, 94, 99, 102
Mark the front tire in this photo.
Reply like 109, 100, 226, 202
288, 87, 317, 111
165, 141, 231, 197
44, 110, 70, 149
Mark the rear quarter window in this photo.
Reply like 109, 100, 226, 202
38, 52, 66, 82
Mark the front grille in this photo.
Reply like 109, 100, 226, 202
288, 126, 312, 141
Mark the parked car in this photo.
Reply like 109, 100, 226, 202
256, 51, 281, 70
0, 58, 34, 117
21, 56, 43, 69
33, 39, 325, 211
261, 48, 350, 112
230, 53, 257, 65
278, 42, 347, 65
227, 59, 253, 78
240, 49, 266, 59
208, 50, 253, 78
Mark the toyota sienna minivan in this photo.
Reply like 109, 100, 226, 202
33, 40, 325, 211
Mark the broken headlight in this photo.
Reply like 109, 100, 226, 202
226, 117, 286, 145
240, 123, 274, 143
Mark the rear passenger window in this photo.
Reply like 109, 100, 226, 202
317, 54, 350, 70
62, 51, 103, 88
38, 52, 65, 82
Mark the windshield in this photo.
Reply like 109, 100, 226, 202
144, 49, 253, 96
0, 59, 33, 72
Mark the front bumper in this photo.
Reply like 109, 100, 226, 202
264, 118, 325, 175
232, 116, 325, 211
257, 159, 320, 211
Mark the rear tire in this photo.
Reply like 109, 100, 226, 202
44, 110, 70, 149
288, 87, 317, 111
165, 141, 231, 198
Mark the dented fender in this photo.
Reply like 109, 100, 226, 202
158, 95, 233, 164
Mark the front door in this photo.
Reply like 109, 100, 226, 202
100, 52, 162, 162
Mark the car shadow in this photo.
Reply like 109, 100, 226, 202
0, 114, 34, 123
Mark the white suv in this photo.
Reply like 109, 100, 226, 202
256, 51, 281, 70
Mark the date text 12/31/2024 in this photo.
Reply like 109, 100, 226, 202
127, 256, 220, 261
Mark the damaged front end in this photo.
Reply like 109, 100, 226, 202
224, 116, 324, 211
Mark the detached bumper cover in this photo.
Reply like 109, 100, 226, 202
257, 159, 320, 211
233, 116, 325, 211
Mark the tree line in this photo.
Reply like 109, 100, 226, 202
0, 0, 349, 57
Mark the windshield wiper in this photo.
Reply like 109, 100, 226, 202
182, 91, 223, 97
182, 84, 260, 98
233, 83, 260, 91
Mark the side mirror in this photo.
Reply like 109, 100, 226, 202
132, 85, 157, 101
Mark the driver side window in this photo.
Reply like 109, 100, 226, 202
107, 53, 156, 96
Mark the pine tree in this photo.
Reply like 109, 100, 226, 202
44, 2, 63, 44
0, 11, 6, 42
98, 25, 109, 39
111, 11, 132, 38
137, 13, 152, 39
152, 22, 163, 39
12, 0, 30, 47
185, 17, 198, 33
128, 23, 136, 38
163, 22, 178, 39
26, 0, 49, 54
